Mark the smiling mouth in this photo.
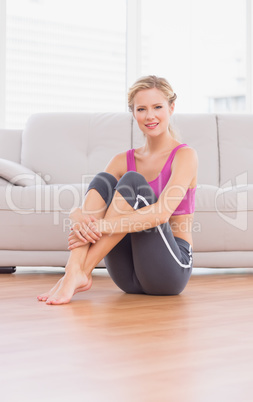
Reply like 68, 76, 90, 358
145, 123, 159, 128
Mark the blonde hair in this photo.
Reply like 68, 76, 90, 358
128, 75, 178, 138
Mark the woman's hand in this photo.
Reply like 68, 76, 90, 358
69, 208, 102, 245
68, 230, 87, 250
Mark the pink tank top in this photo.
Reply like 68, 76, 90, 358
126, 144, 196, 216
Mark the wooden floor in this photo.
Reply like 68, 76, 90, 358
0, 267, 253, 402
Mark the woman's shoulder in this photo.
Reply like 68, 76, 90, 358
104, 151, 128, 180
172, 144, 198, 170
175, 144, 198, 158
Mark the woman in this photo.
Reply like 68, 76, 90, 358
38, 75, 198, 305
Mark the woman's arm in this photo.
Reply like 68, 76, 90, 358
104, 151, 128, 180
98, 147, 198, 235
69, 151, 128, 243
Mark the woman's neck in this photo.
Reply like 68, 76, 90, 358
143, 132, 175, 155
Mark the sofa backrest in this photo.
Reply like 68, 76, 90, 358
172, 114, 219, 186
20, 112, 251, 187
133, 113, 219, 186
217, 114, 253, 186
21, 113, 132, 184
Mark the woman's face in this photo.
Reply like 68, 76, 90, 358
133, 87, 174, 137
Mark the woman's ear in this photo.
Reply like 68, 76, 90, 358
169, 102, 175, 115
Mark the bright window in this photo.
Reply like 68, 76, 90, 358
3, 0, 248, 128
6, 0, 126, 128
141, 0, 246, 113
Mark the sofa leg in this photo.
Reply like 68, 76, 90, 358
0, 267, 16, 274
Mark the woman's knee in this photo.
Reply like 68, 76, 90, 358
115, 171, 157, 208
87, 172, 118, 207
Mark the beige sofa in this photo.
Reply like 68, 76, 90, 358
0, 112, 252, 269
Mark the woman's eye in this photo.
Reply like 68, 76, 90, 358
155, 106, 162, 109
137, 108, 144, 112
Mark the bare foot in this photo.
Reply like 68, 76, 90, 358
46, 266, 92, 305
37, 277, 91, 302
37, 262, 92, 302
37, 277, 63, 302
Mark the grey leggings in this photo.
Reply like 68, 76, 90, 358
87, 171, 193, 296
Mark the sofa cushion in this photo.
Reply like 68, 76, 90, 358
0, 178, 8, 186
0, 158, 46, 186
0, 184, 87, 251
172, 114, 219, 186
193, 184, 253, 252
1, 183, 252, 253
21, 113, 132, 184
132, 113, 219, 186
0, 183, 86, 212
195, 185, 222, 212
195, 184, 251, 213
217, 114, 253, 186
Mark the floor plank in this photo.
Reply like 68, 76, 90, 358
0, 267, 253, 402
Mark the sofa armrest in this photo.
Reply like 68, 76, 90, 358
0, 129, 22, 163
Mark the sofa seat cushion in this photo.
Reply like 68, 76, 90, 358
1, 183, 252, 254
0, 183, 87, 251
195, 185, 221, 212
195, 184, 252, 212
0, 178, 9, 186
1, 183, 238, 213
1, 182, 251, 215
193, 184, 253, 252
0, 183, 87, 212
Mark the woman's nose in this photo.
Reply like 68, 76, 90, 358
146, 109, 155, 120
